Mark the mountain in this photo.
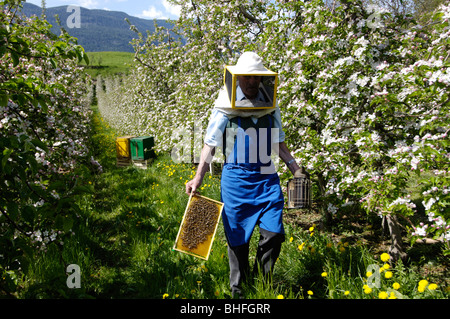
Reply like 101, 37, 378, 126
20, 3, 175, 52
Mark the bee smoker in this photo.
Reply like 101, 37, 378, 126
287, 167, 312, 209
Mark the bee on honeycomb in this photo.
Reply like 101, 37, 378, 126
181, 196, 219, 250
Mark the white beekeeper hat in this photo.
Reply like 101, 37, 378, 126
227, 52, 276, 75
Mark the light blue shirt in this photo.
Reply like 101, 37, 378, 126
204, 86, 285, 147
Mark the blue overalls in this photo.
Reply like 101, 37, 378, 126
220, 114, 285, 297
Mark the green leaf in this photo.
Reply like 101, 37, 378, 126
22, 206, 35, 225
6, 202, 19, 220
10, 51, 19, 66
83, 53, 90, 65
0, 94, 8, 107
63, 216, 74, 232
2, 148, 13, 170
31, 139, 49, 153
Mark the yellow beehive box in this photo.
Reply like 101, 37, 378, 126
173, 194, 224, 260
115, 135, 135, 159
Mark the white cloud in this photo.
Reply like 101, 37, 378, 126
162, 0, 181, 17
140, 5, 167, 19
77, 0, 99, 8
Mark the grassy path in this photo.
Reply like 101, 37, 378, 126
22, 107, 449, 299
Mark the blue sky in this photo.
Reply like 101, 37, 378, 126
25, 0, 181, 20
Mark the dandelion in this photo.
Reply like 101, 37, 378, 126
307, 290, 313, 296
380, 253, 390, 262
363, 285, 372, 294
418, 279, 429, 293
366, 271, 373, 278
388, 292, 397, 299
163, 293, 169, 299
289, 236, 294, 243
298, 243, 305, 251
428, 283, 438, 290
309, 226, 315, 232
277, 294, 284, 299
392, 282, 401, 290
321, 272, 328, 278
378, 291, 388, 299
344, 291, 350, 296
384, 271, 393, 279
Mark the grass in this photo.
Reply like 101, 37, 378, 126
19, 106, 450, 299
80, 51, 135, 77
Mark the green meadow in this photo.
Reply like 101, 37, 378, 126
20, 106, 449, 299
80, 51, 135, 77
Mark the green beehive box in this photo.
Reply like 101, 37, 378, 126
130, 136, 155, 160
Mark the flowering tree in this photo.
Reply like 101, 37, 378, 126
260, 0, 449, 260
1, 0, 95, 294
98, 0, 449, 260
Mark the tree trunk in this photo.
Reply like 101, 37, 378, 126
384, 214, 407, 263
317, 172, 332, 228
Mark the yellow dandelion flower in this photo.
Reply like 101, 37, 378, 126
384, 271, 393, 279
276, 294, 284, 299
321, 272, 328, 278
344, 291, 350, 296
388, 292, 397, 299
162, 293, 169, 299
380, 253, 390, 262
309, 226, 315, 232
392, 282, 401, 290
366, 271, 373, 278
418, 279, 428, 290
383, 263, 390, 270
307, 290, 313, 296
289, 237, 294, 243
428, 283, 438, 290
364, 287, 372, 294
378, 291, 388, 299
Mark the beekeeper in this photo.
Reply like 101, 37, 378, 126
185, 52, 300, 298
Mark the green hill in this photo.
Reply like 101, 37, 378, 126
20, 3, 175, 52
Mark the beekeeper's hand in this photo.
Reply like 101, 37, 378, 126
186, 177, 202, 195
185, 144, 215, 195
